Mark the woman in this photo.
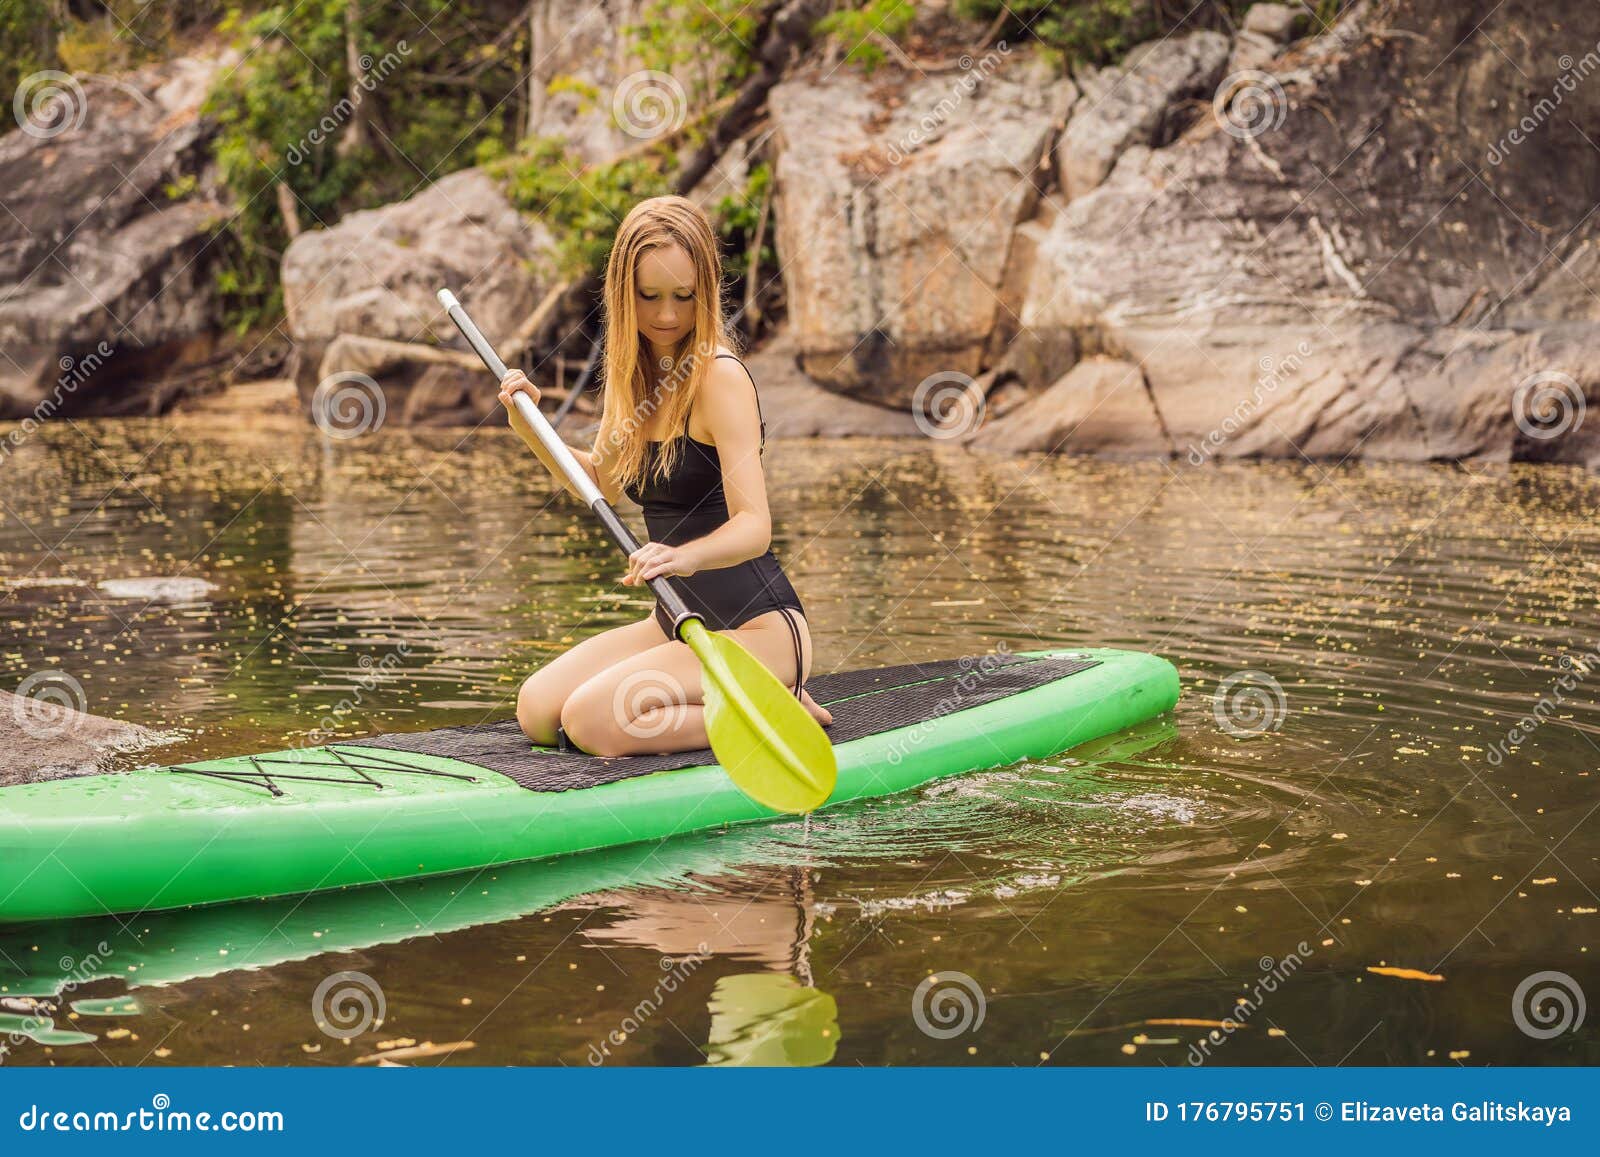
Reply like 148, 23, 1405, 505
500, 195, 832, 757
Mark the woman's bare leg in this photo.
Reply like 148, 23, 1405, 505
515, 615, 675, 745
559, 609, 831, 757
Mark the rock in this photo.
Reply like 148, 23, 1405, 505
1243, 3, 1300, 41
281, 169, 557, 420
521, 0, 633, 164
0, 685, 170, 785
770, 48, 1074, 409
97, 577, 216, 602
1013, 0, 1600, 469
178, 377, 300, 418
742, 330, 923, 438
990, 295, 1079, 394
1057, 31, 1229, 201
971, 356, 1169, 455
0, 52, 237, 419
1229, 29, 1285, 74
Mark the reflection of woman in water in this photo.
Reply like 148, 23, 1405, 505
576, 863, 835, 1066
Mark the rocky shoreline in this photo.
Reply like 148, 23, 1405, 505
2, 0, 1596, 470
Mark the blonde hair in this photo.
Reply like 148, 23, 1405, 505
594, 195, 737, 495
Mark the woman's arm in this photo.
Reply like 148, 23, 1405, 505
499, 369, 622, 505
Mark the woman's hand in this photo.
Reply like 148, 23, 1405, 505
622, 541, 699, 586
498, 369, 541, 423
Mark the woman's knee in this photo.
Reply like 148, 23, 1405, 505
516, 671, 562, 745
557, 685, 625, 757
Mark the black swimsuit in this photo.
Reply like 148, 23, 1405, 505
623, 353, 807, 692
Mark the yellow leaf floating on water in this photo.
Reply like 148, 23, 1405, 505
1366, 966, 1445, 982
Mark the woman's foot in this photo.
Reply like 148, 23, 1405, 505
800, 688, 833, 726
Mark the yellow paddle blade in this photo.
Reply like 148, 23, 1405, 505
681, 619, 837, 814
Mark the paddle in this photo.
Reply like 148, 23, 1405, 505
436, 288, 837, 814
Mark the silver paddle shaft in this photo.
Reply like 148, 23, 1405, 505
436, 288, 603, 507
435, 287, 697, 637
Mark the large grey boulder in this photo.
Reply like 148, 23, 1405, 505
0, 53, 235, 419
769, 47, 1075, 409
281, 168, 557, 421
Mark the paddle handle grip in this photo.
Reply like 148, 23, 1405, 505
436, 288, 698, 638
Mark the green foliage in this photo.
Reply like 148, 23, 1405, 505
714, 162, 777, 321
203, 0, 525, 330
164, 173, 200, 201
205, 0, 354, 329
628, 0, 759, 102
947, 1, 1315, 69
1311, 0, 1343, 29
546, 73, 603, 105
950, 0, 1149, 66
1, 0, 231, 100
490, 136, 673, 281
716, 161, 774, 272
815, 0, 917, 72
0, 1, 55, 103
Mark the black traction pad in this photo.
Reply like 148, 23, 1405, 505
347, 651, 1099, 793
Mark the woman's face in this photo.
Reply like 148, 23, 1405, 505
634, 244, 696, 349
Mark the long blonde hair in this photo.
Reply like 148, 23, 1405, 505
595, 195, 737, 494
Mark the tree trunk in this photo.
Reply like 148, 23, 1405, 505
525, 1, 548, 140
337, 0, 371, 156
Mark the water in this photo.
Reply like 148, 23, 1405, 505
1, 414, 1597, 1066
